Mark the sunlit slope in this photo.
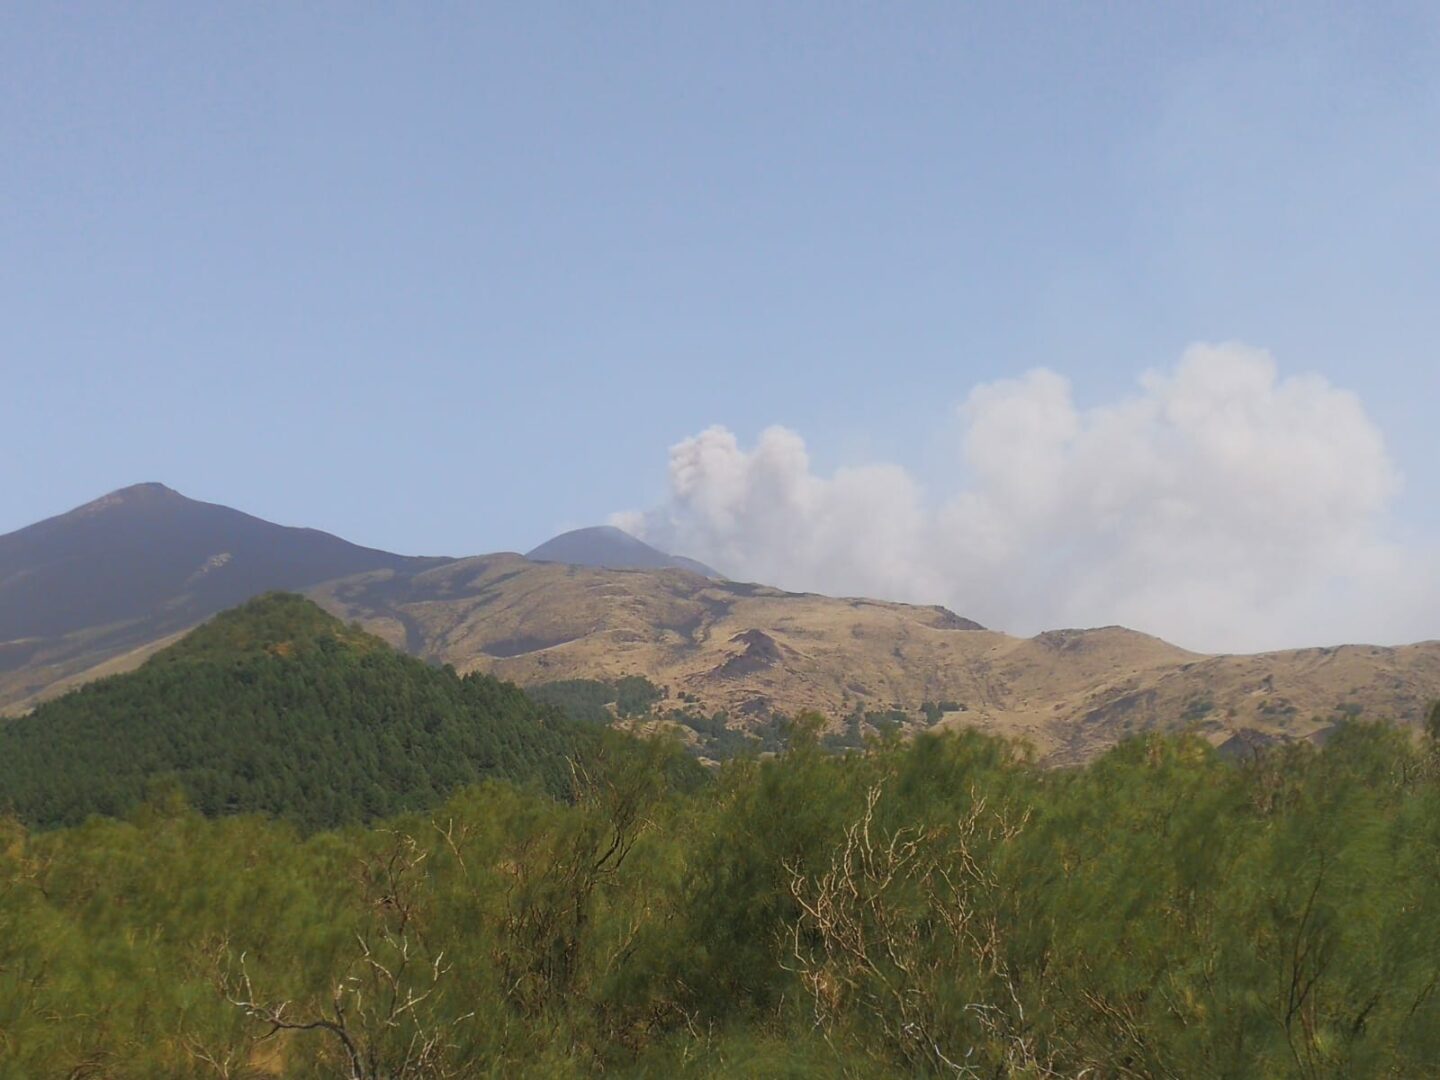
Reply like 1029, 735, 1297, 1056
6, 486, 1436, 763
309, 555, 1440, 761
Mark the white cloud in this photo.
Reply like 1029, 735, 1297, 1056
615, 344, 1438, 653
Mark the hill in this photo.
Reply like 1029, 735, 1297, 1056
309, 555, 1440, 763
527, 524, 720, 577
0, 483, 443, 711
0, 593, 597, 830
4, 488, 1438, 764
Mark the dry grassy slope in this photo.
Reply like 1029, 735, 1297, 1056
0, 624, 193, 715
307, 555, 1440, 763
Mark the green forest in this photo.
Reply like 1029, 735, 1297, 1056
3, 596, 1440, 1076
0, 594, 606, 831
6, 722, 1440, 1074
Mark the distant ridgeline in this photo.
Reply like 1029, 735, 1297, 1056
0, 594, 633, 831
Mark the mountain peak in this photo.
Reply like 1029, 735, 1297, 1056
74, 482, 185, 515
116, 481, 181, 498
0, 485, 424, 707
526, 526, 720, 577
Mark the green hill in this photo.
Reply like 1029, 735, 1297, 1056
0, 593, 597, 830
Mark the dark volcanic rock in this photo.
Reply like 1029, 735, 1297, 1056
0, 483, 443, 707
715, 629, 784, 678
526, 526, 720, 578
0, 483, 431, 644
926, 606, 986, 631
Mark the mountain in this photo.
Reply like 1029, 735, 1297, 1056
308, 556, 1440, 764
0, 483, 441, 710
4, 487, 1439, 765
0, 593, 598, 830
527, 525, 720, 577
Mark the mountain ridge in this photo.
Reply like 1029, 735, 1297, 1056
3, 485, 1439, 765
0, 483, 441, 709
307, 554, 1440, 764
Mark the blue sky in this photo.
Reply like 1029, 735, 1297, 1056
2, 4, 1437, 644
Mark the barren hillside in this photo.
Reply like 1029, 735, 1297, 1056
308, 556, 1440, 762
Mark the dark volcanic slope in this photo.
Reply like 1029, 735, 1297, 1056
0, 483, 442, 708
527, 525, 720, 577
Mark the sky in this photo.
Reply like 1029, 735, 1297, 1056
3, 3, 1437, 651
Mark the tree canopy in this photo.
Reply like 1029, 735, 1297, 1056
0, 593, 600, 831
2, 717, 1439, 1075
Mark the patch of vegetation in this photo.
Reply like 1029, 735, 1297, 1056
671, 709, 728, 740
822, 710, 866, 752
529, 674, 665, 724
751, 711, 790, 753
700, 725, 762, 759
865, 708, 908, 734
533, 679, 787, 763
665, 708, 771, 760
527, 677, 618, 725
1259, 696, 1300, 718
3, 715, 1440, 1075
921, 699, 966, 724
0, 594, 604, 831
614, 674, 665, 716
1181, 695, 1215, 722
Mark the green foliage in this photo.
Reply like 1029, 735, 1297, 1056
529, 674, 665, 724
613, 675, 665, 717
920, 700, 965, 724
1181, 693, 1215, 721
0, 594, 597, 831
533, 676, 784, 763
153, 589, 385, 664
528, 677, 618, 725
864, 708, 908, 735
668, 708, 762, 760
3, 643, 1440, 1075
822, 709, 865, 751
750, 711, 790, 754
529, 676, 846, 767
1260, 696, 1301, 718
